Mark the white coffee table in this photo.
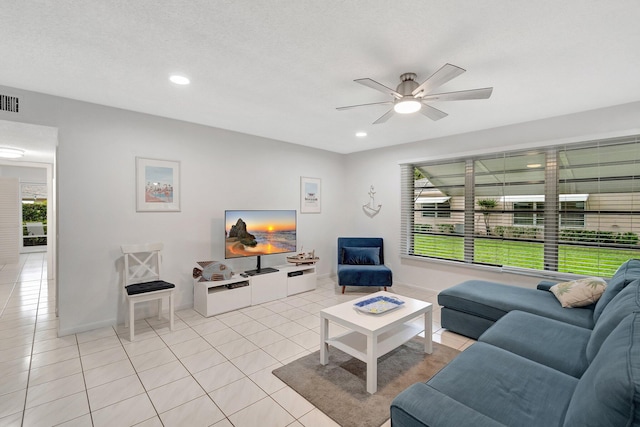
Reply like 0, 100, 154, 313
320, 291, 432, 394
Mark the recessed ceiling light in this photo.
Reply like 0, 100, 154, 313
526, 163, 542, 168
0, 147, 25, 159
169, 75, 190, 85
356, 132, 367, 137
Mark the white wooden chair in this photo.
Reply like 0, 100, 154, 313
121, 243, 175, 341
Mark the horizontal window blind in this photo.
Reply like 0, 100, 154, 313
400, 135, 640, 278
0, 178, 20, 264
556, 138, 640, 276
400, 164, 414, 258
407, 161, 466, 261
473, 150, 547, 269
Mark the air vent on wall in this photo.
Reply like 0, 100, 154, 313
0, 94, 19, 113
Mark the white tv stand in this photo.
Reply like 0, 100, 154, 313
193, 263, 317, 317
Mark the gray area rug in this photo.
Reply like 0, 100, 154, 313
272, 339, 460, 427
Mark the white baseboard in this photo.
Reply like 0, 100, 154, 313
57, 303, 193, 338
58, 317, 116, 337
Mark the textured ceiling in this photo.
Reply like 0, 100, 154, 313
2, 1, 640, 154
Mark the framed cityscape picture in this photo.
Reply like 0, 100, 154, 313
136, 157, 181, 212
300, 176, 321, 214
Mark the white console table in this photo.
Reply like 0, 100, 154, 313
193, 263, 317, 317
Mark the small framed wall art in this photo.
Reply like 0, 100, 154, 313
300, 176, 321, 214
136, 157, 181, 212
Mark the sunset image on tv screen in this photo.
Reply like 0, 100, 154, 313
225, 210, 296, 258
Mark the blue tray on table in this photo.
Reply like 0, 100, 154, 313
354, 296, 405, 314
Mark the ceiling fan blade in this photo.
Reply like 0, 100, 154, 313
421, 87, 493, 102
412, 63, 466, 97
419, 104, 448, 121
373, 109, 395, 124
355, 78, 402, 99
336, 101, 393, 111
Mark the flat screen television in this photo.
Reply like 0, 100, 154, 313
224, 209, 297, 275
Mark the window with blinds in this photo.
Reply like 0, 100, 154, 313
400, 135, 640, 278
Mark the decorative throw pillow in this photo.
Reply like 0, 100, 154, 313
550, 277, 608, 308
342, 247, 380, 265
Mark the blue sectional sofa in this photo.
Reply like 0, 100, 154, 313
390, 259, 640, 427
438, 258, 640, 339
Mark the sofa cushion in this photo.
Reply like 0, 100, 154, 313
425, 342, 578, 427
563, 312, 640, 426
438, 280, 595, 329
125, 280, 175, 295
479, 311, 591, 377
337, 237, 385, 264
341, 246, 380, 265
440, 308, 496, 340
549, 277, 607, 308
585, 278, 640, 363
593, 258, 640, 322
337, 264, 392, 287
391, 382, 509, 427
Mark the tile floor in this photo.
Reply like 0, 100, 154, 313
0, 253, 474, 427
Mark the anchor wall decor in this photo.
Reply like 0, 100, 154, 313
363, 185, 382, 217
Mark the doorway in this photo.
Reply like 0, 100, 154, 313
0, 119, 57, 309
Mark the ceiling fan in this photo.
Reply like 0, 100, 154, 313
336, 63, 493, 124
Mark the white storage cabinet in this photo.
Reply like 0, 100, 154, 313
193, 276, 251, 317
285, 265, 317, 295
193, 264, 317, 317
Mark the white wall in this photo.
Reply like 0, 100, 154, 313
3, 82, 640, 335
1, 85, 348, 335
345, 101, 640, 292
0, 165, 47, 181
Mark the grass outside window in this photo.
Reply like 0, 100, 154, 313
414, 234, 639, 277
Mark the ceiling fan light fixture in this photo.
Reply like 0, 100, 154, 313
169, 74, 190, 85
0, 147, 25, 159
394, 99, 421, 114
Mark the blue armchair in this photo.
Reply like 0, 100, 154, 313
337, 237, 392, 294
